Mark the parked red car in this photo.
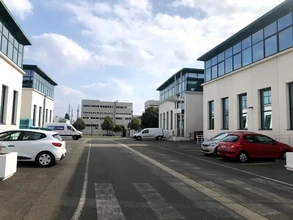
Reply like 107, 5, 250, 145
217, 132, 293, 162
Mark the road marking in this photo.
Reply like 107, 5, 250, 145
154, 145, 293, 188
115, 141, 268, 220
226, 179, 293, 209
71, 141, 91, 220
134, 183, 185, 220
198, 180, 280, 216
251, 178, 293, 192
241, 162, 275, 166
169, 182, 241, 219
91, 144, 123, 147
95, 183, 125, 220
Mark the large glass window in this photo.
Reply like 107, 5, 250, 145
0, 85, 7, 124
218, 52, 225, 62
11, 91, 18, 125
233, 53, 242, 70
239, 93, 247, 130
242, 47, 252, 66
7, 42, 13, 59
225, 57, 233, 73
264, 22, 277, 38
1, 37, 8, 54
252, 29, 264, 44
242, 36, 251, 49
279, 27, 293, 51
260, 88, 272, 130
33, 105, 36, 126
233, 42, 241, 55
208, 101, 214, 130
222, 98, 229, 130
289, 83, 293, 129
253, 41, 264, 62
265, 35, 277, 57
278, 13, 292, 31
205, 60, 211, 69
211, 56, 217, 66
218, 62, 225, 76
225, 47, 232, 58
212, 65, 218, 79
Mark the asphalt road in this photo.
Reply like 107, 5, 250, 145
1, 138, 293, 220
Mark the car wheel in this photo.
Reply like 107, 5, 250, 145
213, 147, 218, 155
36, 152, 55, 167
238, 152, 249, 163
72, 135, 78, 140
158, 136, 162, 140
281, 150, 289, 160
137, 136, 142, 141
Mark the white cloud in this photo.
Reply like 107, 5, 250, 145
3, 0, 33, 19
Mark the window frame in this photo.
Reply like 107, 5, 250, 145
222, 97, 229, 130
208, 101, 214, 130
260, 88, 272, 130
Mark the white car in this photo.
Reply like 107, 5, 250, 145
0, 129, 66, 167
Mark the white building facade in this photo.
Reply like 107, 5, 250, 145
0, 1, 31, 132
157, 68, 204, 141
20, 65, 57, 128
81, 100, 133, 135
145, 100, 160, 110
198, 1, 293, 145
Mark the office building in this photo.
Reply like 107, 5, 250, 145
0, 1, 31, 131
20, 65, 57, 128
145, 100, 160, 110
157, 68, 204, 141
81, 100, 133, 135
198, 0, 293, 144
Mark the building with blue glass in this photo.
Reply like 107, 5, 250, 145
157, 68, 204, 141
20, 65, 57, 128
0, 1, 31, 131
198, 0, 293, 144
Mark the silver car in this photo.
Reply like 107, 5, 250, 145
201, 132, 232, 155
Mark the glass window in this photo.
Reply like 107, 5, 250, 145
205, 60, 211, 69
225, 47, 232, 58
209, 101, 214, 130
239, 93, 247, 129
233, 53, 242, 70
1, 37, 8, 54
265, 35, 277, 57
212, 56, 217, 66
260, 88, 272, 130
242, 36, 251, 49
0, 85, 7, 124
289, 83, 293, 129
264, 22, 277, 38
0, 22, 2, 32
218, 52, 225, 62
14, 38, 19, 50
212, 65, 218, 79
19, 44, 23, 54
252, 29, 263, 44
225, 57, 233, 73
242, 47, 252, 67
253, 41, 264, 62
2, 26, 9, 38
7, 42, 13, 59
222, 97, 229, 129
13, 47, 18, 64
218, 62, 225, 76
233, 42, 241, 55
279, 27, 293, 51
17, 52, 23, 67
278, 13, 293, 31
8, 32, 13, 43
205, 68, 211, 82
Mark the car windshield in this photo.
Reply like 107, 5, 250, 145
212, 133, 229, 140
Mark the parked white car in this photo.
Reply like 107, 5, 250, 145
133, 128, 163, 141
0, 129, 66, 167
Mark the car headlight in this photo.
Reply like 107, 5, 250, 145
210, 142, 218, 146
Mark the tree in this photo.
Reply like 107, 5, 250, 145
73, 117, 86, 131
114, 125, 122, 132
101, 116, 115, 132
128, 117, 141, 130
141, 107, 159, 129
64, 113, 70, 120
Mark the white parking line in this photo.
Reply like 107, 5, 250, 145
241, 162, 275, 166
71, 141, 91, 220
115, 141, 268, 220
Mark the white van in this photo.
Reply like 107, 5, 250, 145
133, 128, 163, 141
43, 123, 83, 140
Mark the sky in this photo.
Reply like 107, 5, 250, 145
2, 0, 285, 118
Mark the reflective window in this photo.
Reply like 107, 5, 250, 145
253, 41, 264, 62
242, 36, 251, 49
242, 47, 252, 67
278, 13, 292, 31
212, 65, 218, 79
222, 97, 229, 130
13, 47, 18, 63
279, 27, 293, 51
264, 22, 277, 38
225, 57, 233, 73
260, 88, 272, 130
233, 53, 242, 70
218, 62, 225, 76
233, 42, 241, 55
265, 35, 277, 57
205, 60, 211, 69
209, 101, 214, 130
225, 47, 232, 58
7, 42, 13, 59
205, 68, 211, 81
218, 52, 225, 62
1, 37, 8, 54
212, 56, 217, 66
239, 93, 247, 130
2, 26, 8, 38
252, 29, 263, 44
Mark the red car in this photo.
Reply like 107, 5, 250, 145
217, 132, 293, 163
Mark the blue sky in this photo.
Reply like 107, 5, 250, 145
3, 0, 284, 118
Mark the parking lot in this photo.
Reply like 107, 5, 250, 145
1, 138, 293, 220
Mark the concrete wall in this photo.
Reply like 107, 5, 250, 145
203, 47, 293, 144
0, 53, 24, 131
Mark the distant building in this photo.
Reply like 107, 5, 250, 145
20, 65, 57, 128
157, 68, 204, 141
0, 1, 31, 131
81, 100, 133, 135
145, 100, 160, 110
